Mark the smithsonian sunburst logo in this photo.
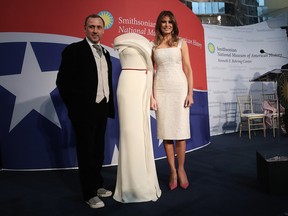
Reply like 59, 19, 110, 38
208, 42, 215, 54
98, 11, 114, 30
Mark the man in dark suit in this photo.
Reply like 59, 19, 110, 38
56, 14, 115, 209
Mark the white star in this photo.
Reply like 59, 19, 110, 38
110, 144, 119, 166
0, 42, 60, 131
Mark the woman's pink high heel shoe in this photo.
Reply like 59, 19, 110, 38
169, 180, 178, 190
178, 170, 189, 189
169, 175, 178, 190
180, 182, 189, 189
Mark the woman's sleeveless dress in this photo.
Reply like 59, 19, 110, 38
153, 40, 191, 140
113, 35, 161, 203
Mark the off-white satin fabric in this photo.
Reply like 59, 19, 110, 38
113, 33, 161, 203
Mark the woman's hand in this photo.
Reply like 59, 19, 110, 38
150, 96, 158, 111
184, 94, 193, 108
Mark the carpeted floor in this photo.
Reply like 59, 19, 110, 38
1, 131, 288, 216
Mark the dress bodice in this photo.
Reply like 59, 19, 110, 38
153, 47, 182, 72
119, 47, 147, 69
113, 33, 153, 72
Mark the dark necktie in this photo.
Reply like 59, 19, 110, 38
93, 44, 102, 57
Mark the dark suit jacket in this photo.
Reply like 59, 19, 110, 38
56, 39, 115, 122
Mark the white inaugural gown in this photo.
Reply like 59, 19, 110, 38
113, 33, 161, 203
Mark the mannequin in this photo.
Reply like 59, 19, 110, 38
113, 33, 161, 203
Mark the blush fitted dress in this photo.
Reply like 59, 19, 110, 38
153, 40, 191, 140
